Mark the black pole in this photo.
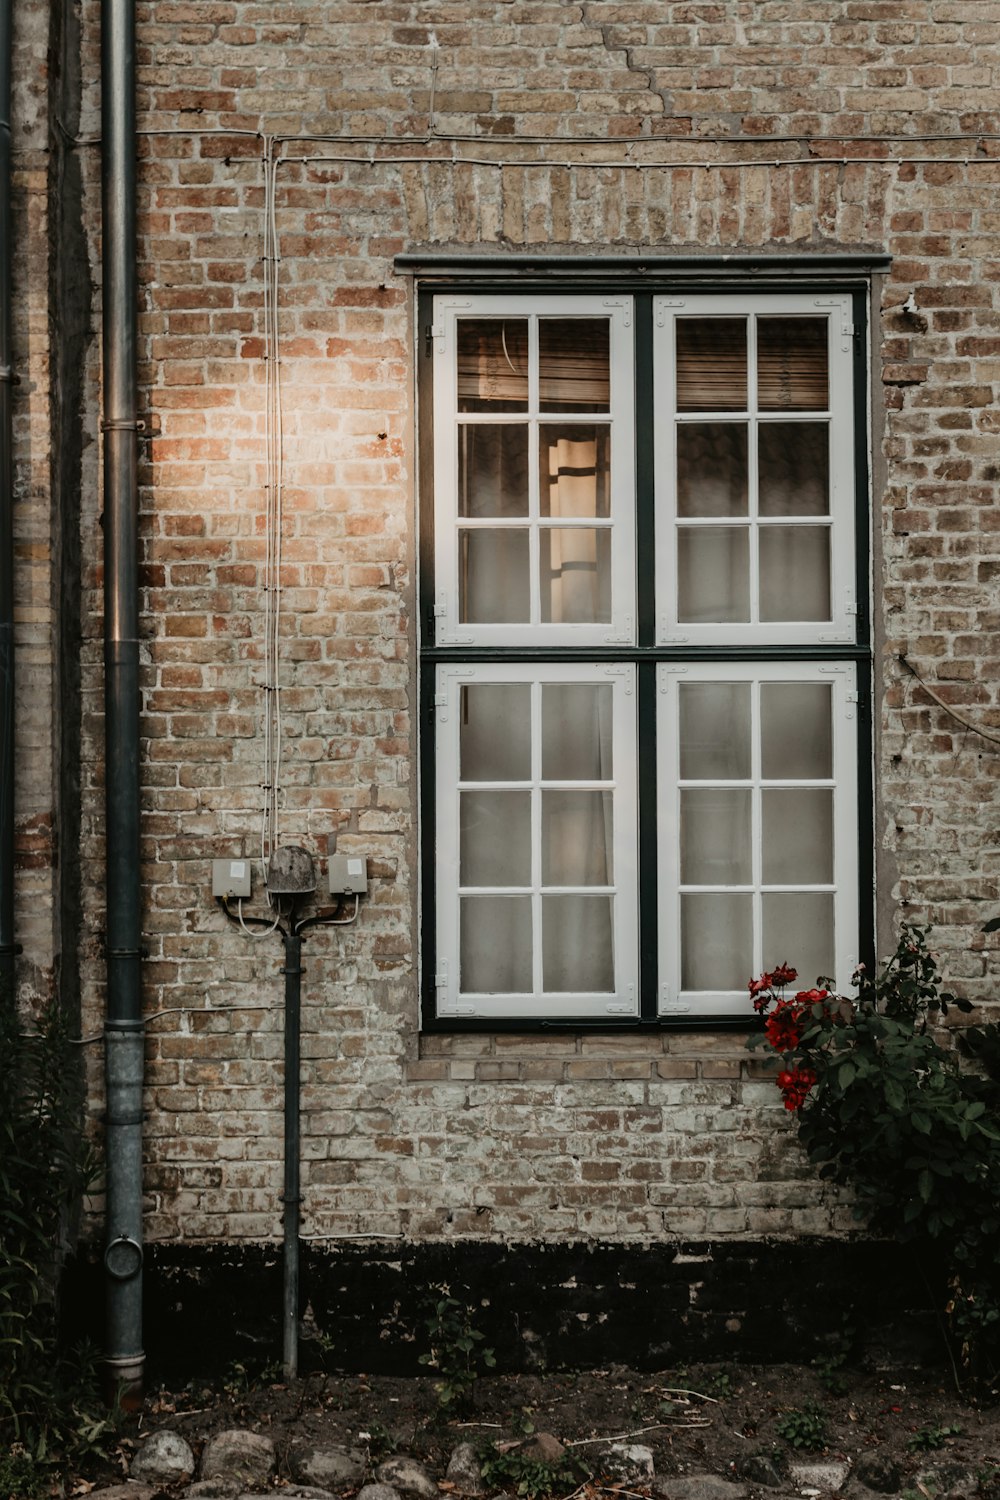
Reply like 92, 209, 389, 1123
0, 0, 14, 1011
281, 929, 302, 1377
101, 0, 144, 1396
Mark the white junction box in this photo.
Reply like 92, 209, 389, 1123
212, 858, 252, 899
328, 853, 368, 896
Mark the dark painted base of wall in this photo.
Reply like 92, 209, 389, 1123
62, 1238, 944, 1381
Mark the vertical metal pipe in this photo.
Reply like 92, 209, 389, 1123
282, 930, 302, 1377
101, 0, 144, 1395
0, 0, 15, 1012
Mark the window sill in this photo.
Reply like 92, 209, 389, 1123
405, 1030, 768, 1086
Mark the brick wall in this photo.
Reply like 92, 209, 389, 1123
11, 0, 995, 1251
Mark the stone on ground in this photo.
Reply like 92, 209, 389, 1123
357, 1485, 401, 1500
130, 1430, 196, 1484
289, 1444, 366, 1489
188, 1482, 242, 1499
787, 1459, 851, 1493
653, 1476, 749, 1500
853, 1455, 901, 1494
446, 1442, 488, 1495
200, 1430, 277, 1487
375, 1457, 439, 1500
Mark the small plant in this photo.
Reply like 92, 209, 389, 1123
775, 1403, 828, 1451
480, 1444, 585, 1498
359, 1421, 396, 1461
812, 1321, 856, 1395
701, 1368, 734, 1400
907, 1424, 964, 1453
418, 1288, 496, 1414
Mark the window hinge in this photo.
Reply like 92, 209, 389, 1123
425, 323, 444, 356
434, 960, 449, 987
433, 692, 448, 709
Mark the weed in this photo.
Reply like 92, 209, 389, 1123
359, 1421, 396, 1461
907, 1424, 964, 1453
702, 1369, 735, 1400
479, 1444, 585, 1498
418, 1288, 496, 1415
775, 1403, 828, 1451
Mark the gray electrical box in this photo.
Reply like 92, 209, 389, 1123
328, 853, 368, 896
212, 858, 252, 899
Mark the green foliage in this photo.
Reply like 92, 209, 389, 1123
906, 1424, 964, 1453
774, 1403, 828, 1451
479, 1444, 585, 1498
0, 999, 106, 1467
750, 926, 1000, 1386
418, 1289, 496, 1415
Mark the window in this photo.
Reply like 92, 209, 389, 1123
422, 284, 871, 1025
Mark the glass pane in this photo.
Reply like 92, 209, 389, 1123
539, 425, 611, 518
460, 684, 531, 782
540, 528, 611, 623
542, 791, 613, 886
762, 789, 833, 884
457, 319, 528, 412
460, 791, 531, 887
759, 526, 830, 622
677, 526, 750, 623
460, 529, 530, 623
761, 683, 832, 780
542, 895, 614, 991
677, 423, 748, 517
542, 683, 613, 781
763, 893, 834, 987
676, 318, 747, 411
757, 317, 829, 411
461, 897, 532, 992
458, 425, 529, 518
539, 319, 610, 412
680, 788, 752, 885
680, 892, 753, 990
758, 422, 829, 517
679, 682, 751, 780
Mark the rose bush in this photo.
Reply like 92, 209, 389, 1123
748, 925, 1000, 1390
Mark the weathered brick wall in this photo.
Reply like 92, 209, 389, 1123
52, 0, 1000, 1249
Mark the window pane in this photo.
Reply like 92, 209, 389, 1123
758, 422, 829, 517
540, 528, 611, 623
676, 318, 747, 411
763, 893, 834, 986
759, 526, 830, 622
680, 892, 753, 990
460, 897, 532, 992
680, 788, 752, 885
542, 791, 613, 886
457, 319, 528, 412
760, 683, 832, 780
539, 425, 610, 517
678, 526, 750, 623
460, 791, 531, 887
460, 683, 532, 782
679, 682, 751, 780
459, 425, 529, 518
757, 317, 829, 411
677, 423, 748, 518
460, 529, 530, 623
762, 789, 833, 884
542, 683, 613, 780
539, 319, 610, 412
542, 895, 614, 991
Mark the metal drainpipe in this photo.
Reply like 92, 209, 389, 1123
281, 928, 302, 1378
0, 0, 15, 1012
101, 0, 144, 1397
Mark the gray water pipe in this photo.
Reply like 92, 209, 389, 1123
0, 0, 15, 1011
101, 0, 144, 1397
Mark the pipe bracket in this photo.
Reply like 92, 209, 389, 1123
101, 417, 145, 432
104, 1017, 145, 1033
0, 942, 22, 958
104, 1234, 143, 1282
0, 364, 18, 384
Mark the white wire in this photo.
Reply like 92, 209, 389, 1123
237, 896, 284, 938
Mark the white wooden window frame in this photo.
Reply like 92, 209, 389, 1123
434, 662, 639, 1020
431, 294, 636, 648
654, 293, 857, 647
656, 660, 861, 1020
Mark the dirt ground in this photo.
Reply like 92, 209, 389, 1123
93, 1360, 1000, 1493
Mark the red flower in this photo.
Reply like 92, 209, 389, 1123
777, 1065, 816, 1111
770, 962, 798, 987
764, 999, 807, 1052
